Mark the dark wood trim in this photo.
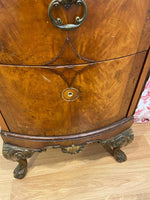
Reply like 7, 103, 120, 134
42, 35, 94, 66
0, 50, 147, 69
1, 116, 133, 142
0, 112, 9, 132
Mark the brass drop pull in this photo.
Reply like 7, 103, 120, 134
48, 0, 87, 31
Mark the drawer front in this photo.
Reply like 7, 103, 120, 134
0, 0, 67, 65
0, 51, 146, 136
69, 0, 150, 61
0, 0, 149, 66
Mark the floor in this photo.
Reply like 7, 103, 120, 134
0, 123, 150, 200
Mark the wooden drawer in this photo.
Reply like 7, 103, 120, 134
0, 0, 149, 66
0, 51, 146, 136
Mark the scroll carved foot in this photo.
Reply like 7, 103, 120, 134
2, 143, 41, 179
13, 159, 27, 179
113, 148, 127, 162
102, 128, 134, 163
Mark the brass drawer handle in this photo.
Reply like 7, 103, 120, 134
48, 0, 87, 31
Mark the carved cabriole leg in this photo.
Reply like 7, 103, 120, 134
102, 128, 134, 162
2, 143, 41, 179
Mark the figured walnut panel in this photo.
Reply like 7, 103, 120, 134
0, 67, 71, 135
0, 0, 149, 66
68, 0, 150, 62
69, 52, 146, 133
0, 0, 67, 65
0, 52, 146, 136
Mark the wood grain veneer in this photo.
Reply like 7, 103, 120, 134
0, 52, 146, 138
0, 0, 149, 66
127, 49, 150, 117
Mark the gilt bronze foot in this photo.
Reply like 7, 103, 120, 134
2, 143, 41, 179
61, 144, 84, 154
102, 128, 134, 163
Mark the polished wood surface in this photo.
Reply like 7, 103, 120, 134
128, 49, 150, 117
0, 0, 149, 152
0, 123, 150, 200
68, 0, 150, 62
0, 0, 150, 65
0, 52, 146, 138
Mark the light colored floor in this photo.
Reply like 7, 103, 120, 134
0, 123, 150, 200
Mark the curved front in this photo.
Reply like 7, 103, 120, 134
0, 0, 149, 65
1, 117, 134, 148
0, 51, 146, 138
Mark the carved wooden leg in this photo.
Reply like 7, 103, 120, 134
102, 128, 134, 163
113, 148, 127, 162
2, 143, 41, 179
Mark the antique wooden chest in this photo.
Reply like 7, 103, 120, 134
0, 0, 150, 179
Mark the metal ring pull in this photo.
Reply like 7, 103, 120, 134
48, 0, 87, 31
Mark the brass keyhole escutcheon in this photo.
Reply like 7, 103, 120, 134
62, 88, 80, 101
